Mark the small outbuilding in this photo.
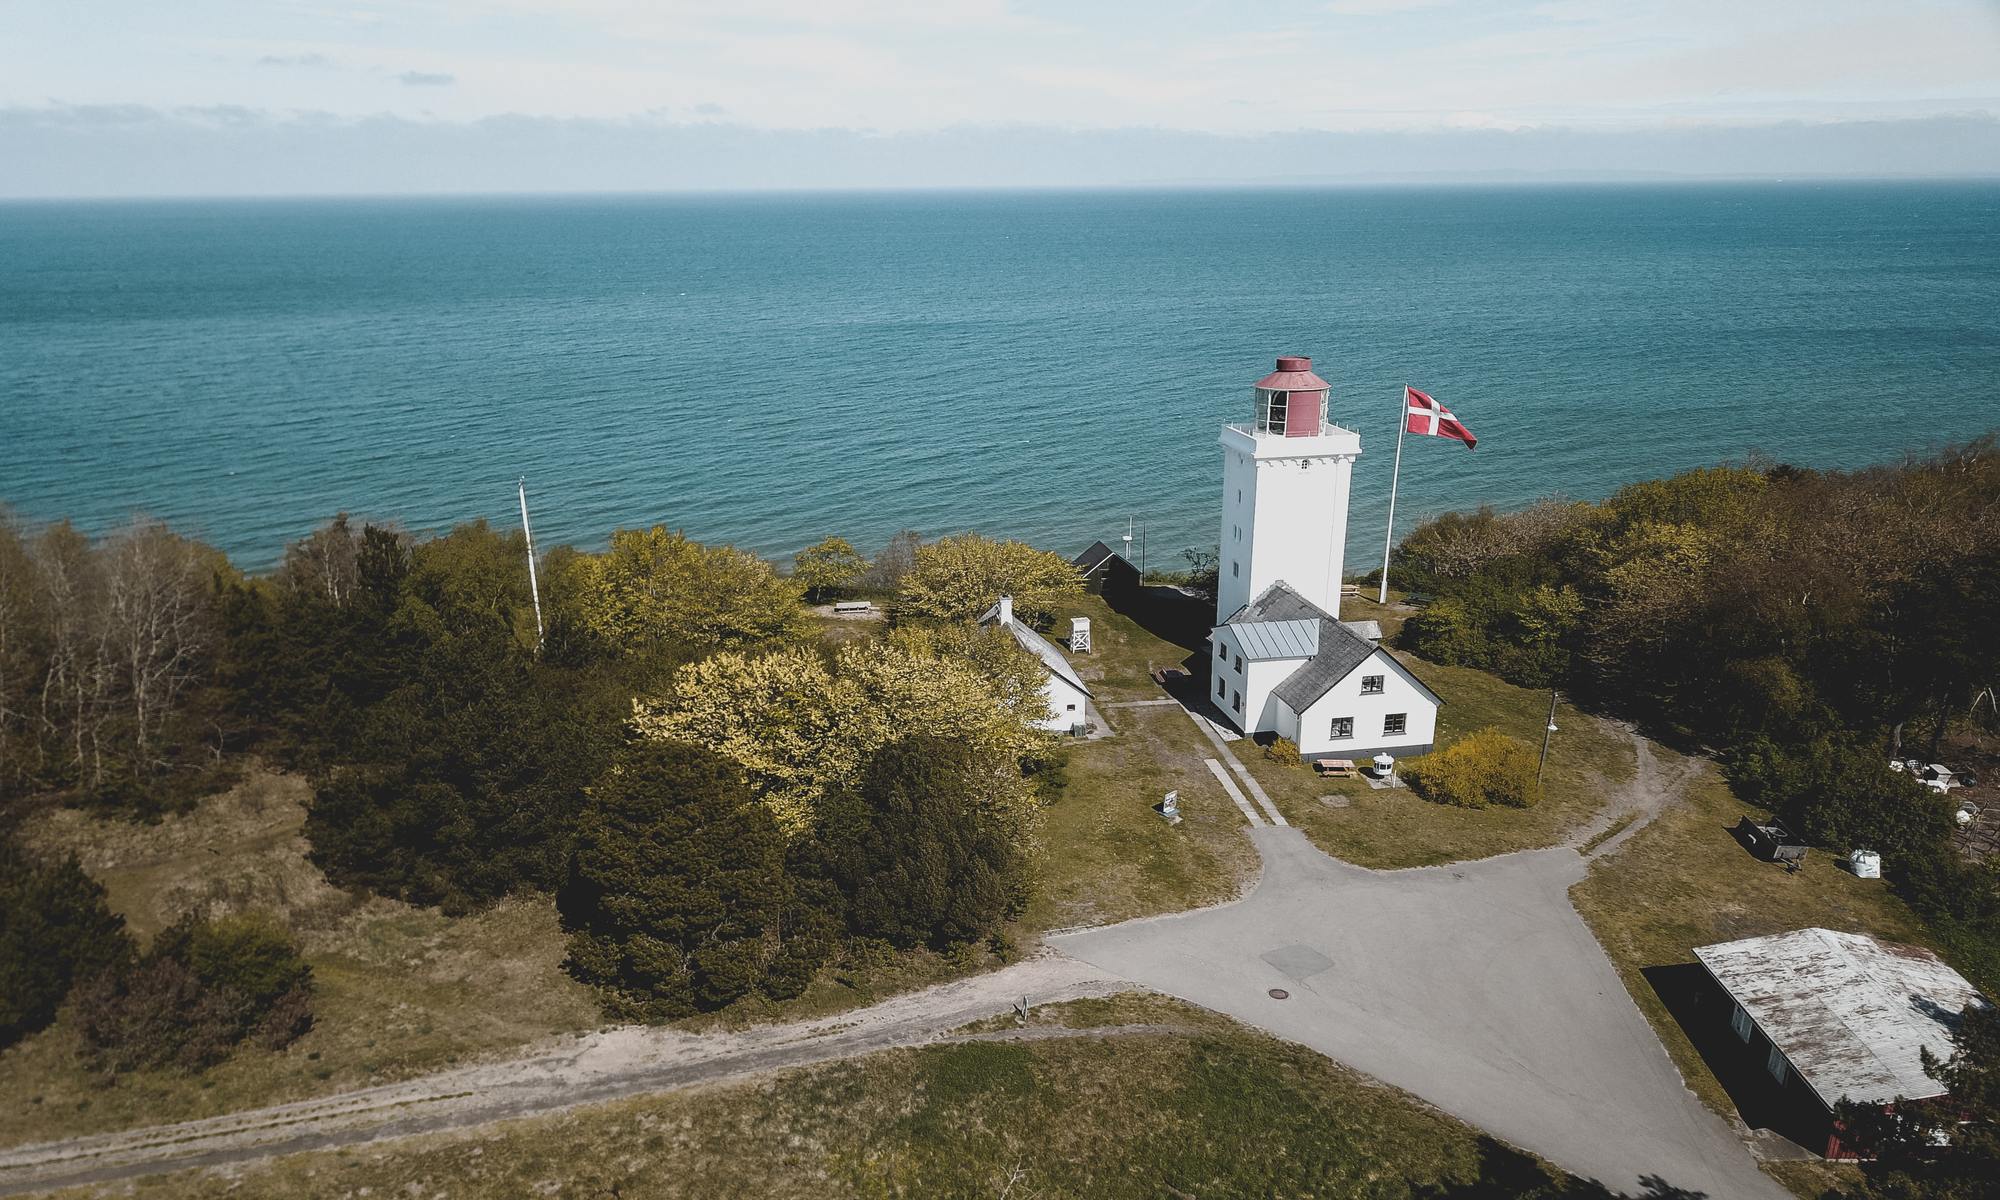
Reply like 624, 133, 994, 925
1071, 540, 1141, 602
1693, 927, 1988, 1158
979, 595, 1093, 735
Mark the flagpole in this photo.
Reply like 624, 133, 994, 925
1378, 387, 1408, 605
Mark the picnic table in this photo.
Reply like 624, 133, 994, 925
1314, 758, 1357, 778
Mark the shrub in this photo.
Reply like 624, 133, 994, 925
1402, 728, 1542, 810
75, 911, 313, 1072
1263, 737, 1301, 766
0, 844, 132, 1048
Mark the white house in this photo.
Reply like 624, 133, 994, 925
979, 595, 1092, 734
1211, 581, 1439, 757
1208, 356, 1442, 759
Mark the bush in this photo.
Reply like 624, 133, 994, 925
75, 911, 313, 1072
1263, 737, 1301, 766
1402, 729, 1542, 810
0, 844, 132, 1048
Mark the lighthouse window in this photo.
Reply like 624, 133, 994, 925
1259, 390, 1289, 434
1231, 561, 1239, 578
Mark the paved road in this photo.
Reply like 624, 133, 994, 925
1053, 826, 1790, 1199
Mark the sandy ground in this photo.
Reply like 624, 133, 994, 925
0, 954, 1123, 1197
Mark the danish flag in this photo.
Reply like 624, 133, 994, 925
1404, 386, 1476, 449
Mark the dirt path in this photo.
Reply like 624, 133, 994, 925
0, 953, 1124, 1197
1570, 724, 1707, 861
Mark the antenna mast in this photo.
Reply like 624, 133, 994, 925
518, 478, 544, 649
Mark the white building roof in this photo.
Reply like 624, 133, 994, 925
977, 604, 1091, 697
1694, 928, 1987, 1108
1232, 618, 1320, 659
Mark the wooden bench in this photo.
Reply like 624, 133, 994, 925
832, 601, 874, 614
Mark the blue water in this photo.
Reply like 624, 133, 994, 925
4, 184, 1999, 573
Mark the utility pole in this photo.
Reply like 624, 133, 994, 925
518, 478, 544, 650
1538, 688, 1560, 784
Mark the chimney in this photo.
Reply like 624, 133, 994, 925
998, 595, 1014, 626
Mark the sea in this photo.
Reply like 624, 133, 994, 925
4, 183, 1998, 574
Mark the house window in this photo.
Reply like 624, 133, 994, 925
1218, 644, 1228, 663
1329, 717, 1354, 739
1217, 676, 1226, 698
1361, 674, 1384, 695
1384, 713, 1407, 736
1232, 691, 1243, 713
1065, 703, 1077, 712
1729, 1003, 1754, 1043
1766, 1044, 1790, 1085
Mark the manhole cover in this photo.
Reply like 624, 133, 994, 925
1268, 988, 1290, 1000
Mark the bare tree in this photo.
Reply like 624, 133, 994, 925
31, 522, 111, 788
278, 513, 362, 607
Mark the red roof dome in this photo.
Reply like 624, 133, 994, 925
1254, 355, 1330, 392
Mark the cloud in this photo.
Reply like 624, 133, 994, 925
256, 53, 335, 68
397, 70, 455, 86
3, 104, 1997, 198
693, 102, 726, 116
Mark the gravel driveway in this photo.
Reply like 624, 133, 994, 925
1052, 825, 1790, 1199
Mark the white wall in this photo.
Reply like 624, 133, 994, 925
1037, 673, 1091, 733
1208, 628, 1307, 735
1295, 649, 1438, 757
1214, 423, 1362, 623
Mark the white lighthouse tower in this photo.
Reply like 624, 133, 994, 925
1214, 356, 1360, 624
1206, 355, 1437, 757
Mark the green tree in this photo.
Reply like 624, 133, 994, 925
819, 736, 1019, 949
1832, 1003, 2000, 1199
558, 741, 790, 1019
0, 842, 132, 1047
893, 533, 1083, 625
792, 536, 868, 604
560, 526, 807, 654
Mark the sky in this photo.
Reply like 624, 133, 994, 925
4, 0, 1999, 194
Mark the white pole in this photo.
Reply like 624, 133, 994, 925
518, 478, 544, 649
1378, 387, 1409, 605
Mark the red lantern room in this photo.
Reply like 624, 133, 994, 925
1252, 355, 1330, 437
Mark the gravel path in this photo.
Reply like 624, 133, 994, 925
0, 954, 1123, 1197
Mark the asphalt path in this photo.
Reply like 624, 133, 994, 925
1053, 825, 1790, 1199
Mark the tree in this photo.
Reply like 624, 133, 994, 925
819, 736, 1019, 949
792, 536, 868, 603
557, 740, 789, 1018
632, 641, 1049, 839
1832, 1003, 2000, 1199
0, 842, 131, 1047
894, 533, 1083, 625
560, 526, 807, 654
860, 529, 923, 592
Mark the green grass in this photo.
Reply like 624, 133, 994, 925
1242, 655, 1636, 868
59, 1022, 1597, 1200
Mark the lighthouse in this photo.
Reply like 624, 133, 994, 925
1207, 355, 1441, 757
1214, 356, 1361, 624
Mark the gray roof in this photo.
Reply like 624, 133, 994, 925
1233, 618, 1320, 660
1222, 580, 1336, 626
1341, 620, 1384, 642
1271, 619, 1384, 712
978, 604, 1091, 697
1694, 928, 1988, 1108
1071, 540, 1134, 577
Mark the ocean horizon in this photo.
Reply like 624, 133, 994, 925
5, 181, 1998, 573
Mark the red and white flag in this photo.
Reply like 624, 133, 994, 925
1404, 386, 1476, 449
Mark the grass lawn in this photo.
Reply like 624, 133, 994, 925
61, 1008, 1601, 1200
1242, 654, 1636, 868
1571, 766, 1931, 1192
2, 773, 602, 1149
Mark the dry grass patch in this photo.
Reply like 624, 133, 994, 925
57, 1026, 1591, 1200
1246, 658, 1635, 868
1, 772, 599, 1149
